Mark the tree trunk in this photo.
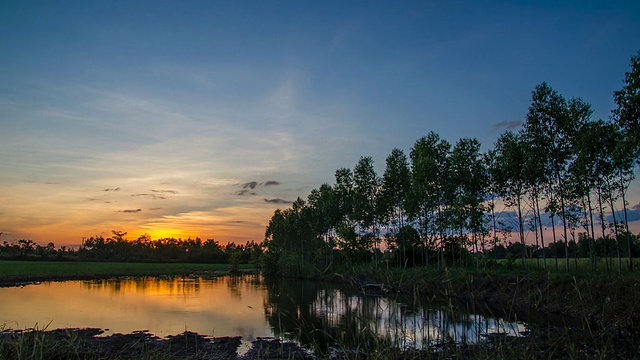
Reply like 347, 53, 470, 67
535, 196, 547, 271
560, 194, 570, 272
597, 190, 609, 272
587, 194, 597, 271
517, 194, 527, 270
620, 173, 632, 272
551, 212, 559, 271
608, 192, 622, 275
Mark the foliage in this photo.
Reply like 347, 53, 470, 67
0, 232, 261, 265
262, 50, 640, 276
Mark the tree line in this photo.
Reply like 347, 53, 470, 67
0, 231, 262, 264
263, 51, 640, 276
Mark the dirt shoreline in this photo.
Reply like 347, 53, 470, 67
2, 325, 637, 359
0, 328, 317, 360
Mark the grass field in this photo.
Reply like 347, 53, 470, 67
504, 256, 640, 276
0, 261, 254, 281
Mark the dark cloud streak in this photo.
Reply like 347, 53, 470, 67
131, 194, 166, 200
264, 198, 292, 204
242, 181, 258, 189
240, 180, 281, 189
492, 120, 523, 131
151, 189, 178, 194
609, 204, 640, 223
118, 209, 142, 213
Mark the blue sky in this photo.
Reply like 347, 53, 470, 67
1, 1, 639, 246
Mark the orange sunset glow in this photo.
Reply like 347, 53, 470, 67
1, 1, 639, 249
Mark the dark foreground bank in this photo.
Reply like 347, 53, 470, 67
2, 324, 639, 360
0, 328, 310, 360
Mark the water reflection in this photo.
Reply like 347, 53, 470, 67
1, 275, 272, 342
262, 277, 525, 353
1, 275, 526, 354
82, 276, 206, 297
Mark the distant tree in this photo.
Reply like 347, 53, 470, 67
229, 251, 243, 273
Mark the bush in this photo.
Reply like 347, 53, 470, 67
229, 252, 243, 273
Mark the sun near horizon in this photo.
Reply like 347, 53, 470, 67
2, 2, 639, 250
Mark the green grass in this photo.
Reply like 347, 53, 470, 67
0, 261, 255, 281
504, 257, 640, 278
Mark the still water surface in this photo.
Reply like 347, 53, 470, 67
1, 275, 526, 352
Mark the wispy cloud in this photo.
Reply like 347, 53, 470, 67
103, 187, 120, 192
492, 120, 523, 131
263, 180, 281, 186
118, 209, 142, 213
23, 180, 61, 185
236, 190, 257, 196
132, 194, 166, 200
264, 198, 292, 205
151, 189, 179, 194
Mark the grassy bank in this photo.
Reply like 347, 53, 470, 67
506, 257, 640, 275
0, 260, 255, 285
326, 264, 640, 339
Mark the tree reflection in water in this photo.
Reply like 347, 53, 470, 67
262, 276, 525, 355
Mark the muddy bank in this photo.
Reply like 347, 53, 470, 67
2, 326, 639, 359
0, 328, 314, 359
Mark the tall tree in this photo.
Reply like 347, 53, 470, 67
493, 131, 528, 269
613, 50, 640, 165
569, 120, 608, 270
379, 148, 412, 267
352, 156, 380, 259
334, 167, 354, 227
523, 83, 589, 271
450, 138, 488, 267
613, 50, 640, 271
409, 132, 451, 268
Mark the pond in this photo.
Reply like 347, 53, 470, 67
0, 275, 527, 353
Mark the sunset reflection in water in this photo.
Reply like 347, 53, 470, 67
0, 275, 272, 340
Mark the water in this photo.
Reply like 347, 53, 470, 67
0, 275, 526, 353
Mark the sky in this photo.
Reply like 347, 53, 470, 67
1, 1, 640, 247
